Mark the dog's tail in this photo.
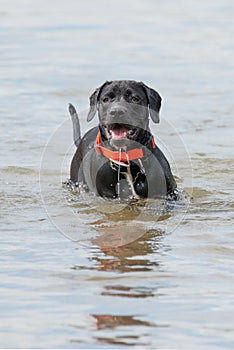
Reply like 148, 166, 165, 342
68, 103, 81, 147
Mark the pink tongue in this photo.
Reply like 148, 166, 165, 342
110, 127, 128, 139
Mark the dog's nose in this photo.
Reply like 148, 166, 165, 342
109, 107, 125, 118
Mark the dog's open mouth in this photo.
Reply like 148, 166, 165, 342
106, 123, 138, 140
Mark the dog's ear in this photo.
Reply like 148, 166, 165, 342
140, 82, 162, 123
87, 81, 112, 122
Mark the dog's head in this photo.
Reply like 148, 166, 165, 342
87, 80, 162, 149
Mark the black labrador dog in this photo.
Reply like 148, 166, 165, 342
68, 80, 177, 200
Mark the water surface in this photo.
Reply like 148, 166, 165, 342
0, 0, 234, 348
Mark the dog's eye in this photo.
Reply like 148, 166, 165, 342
102, 93, 115, 103
132, 96, 140, 103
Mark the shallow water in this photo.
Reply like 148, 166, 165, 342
1, 0, 234, 348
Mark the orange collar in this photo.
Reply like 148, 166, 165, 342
94, 131, 155, 162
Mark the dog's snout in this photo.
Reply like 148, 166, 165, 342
109, 106, 125, 118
